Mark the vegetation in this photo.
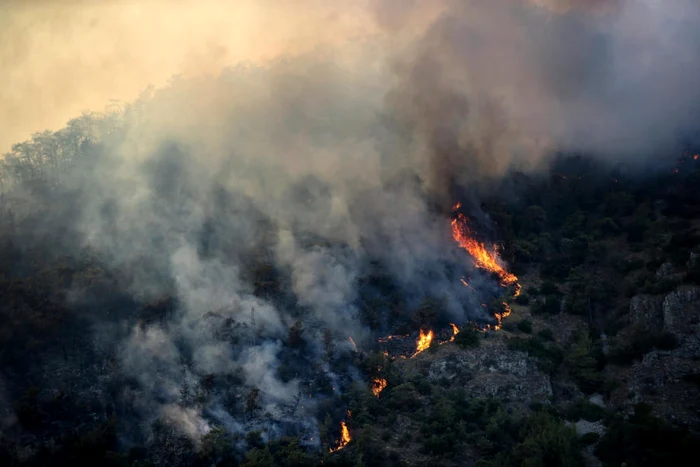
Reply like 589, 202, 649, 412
1, 105, 700, 466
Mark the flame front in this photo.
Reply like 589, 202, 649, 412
371, 378, 387, 397
492, 302, 512, 330
329, 421, 351, 452
451, 206, 521, 296
412, 329, 434, 356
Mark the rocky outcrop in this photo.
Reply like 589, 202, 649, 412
656, 262, 685, 282
573, 419, 605, 436
629, 295, 664, 331
662, 286, 700, 338
425, 340, 552, 410
614, 286, 700, 429
626, 351, 700, 429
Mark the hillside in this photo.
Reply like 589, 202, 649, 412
1, 101, 700, 467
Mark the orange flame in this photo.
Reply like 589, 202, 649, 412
491, 302, 512, 330
378, 334, 409, 343
329, 421, 351, 452
371, 378, 387, 397
451, 205, 521, 297
438, 322, 461, 345
411, 329, 434, 357
695, 154, 699, 160
348, 336, 357, 352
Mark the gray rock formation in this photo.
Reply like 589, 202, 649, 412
629, 295, 664, 331
426, 341, 552, 410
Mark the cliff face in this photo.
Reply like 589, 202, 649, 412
620, 285, 700, 429
425, 340, 553, 411
629, 295, 664, 331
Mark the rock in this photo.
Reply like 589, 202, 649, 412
574, 419, 605, 436
588, 394, 606, 408
656, 262, 683, 280
627, 350, 700, 430
426, 341, 552, 410
629, 295, 664, 331
662, 286, 700, 337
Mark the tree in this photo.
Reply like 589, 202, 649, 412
246, 388, 260, 419
323, 328, 335, 362
565, 334, 603, 394
288, 320, 304, 348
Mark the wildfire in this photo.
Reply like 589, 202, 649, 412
329, 421, 351, 452
371, 377, 387, 397
412, 329, 434, 357
438, 323, 461, 345
378, 334, 409, 343
491, 302, 512, 330
452, 204, 521, 298
348, 336, 358, 352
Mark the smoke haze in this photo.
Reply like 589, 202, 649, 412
2, 0, 700, 449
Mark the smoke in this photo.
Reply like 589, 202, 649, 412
2, 0, 700, 452
378, 0, 700, 200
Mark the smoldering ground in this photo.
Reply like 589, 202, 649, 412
2, 0, 700, 453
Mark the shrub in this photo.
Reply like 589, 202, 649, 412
566, 335, 604, 395
564, 400, 607, 422
596, 403, 699, 467
514, 293, 530, 305
537, 328, 555, 341
607, 331, 679, 366
532, 296, 562, 315
505, 411, 584, 467
455, 328, 481, 349
507, 337, 563, 374
517, 320, 533, 334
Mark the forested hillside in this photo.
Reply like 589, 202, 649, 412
1, 98, 699, 466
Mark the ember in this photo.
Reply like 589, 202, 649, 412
378, 334, 409, 343
371, 377, 387, 397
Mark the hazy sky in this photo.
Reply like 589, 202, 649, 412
0, 0, 397, 153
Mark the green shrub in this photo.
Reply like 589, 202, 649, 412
564, 400, 607, 422
514, 293, 530, 305
386, 383, 422, 411
500, 411, 584, 467
537, 328, 555, 341
607, 331, 678, 366
507, 337, 563, 373
455, 328, 481, 349
517, 320, 533, 334
532, 296, 562, 315
566, 335, 604, 395
596, 403, 699, 467
540, 281, 561, 296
